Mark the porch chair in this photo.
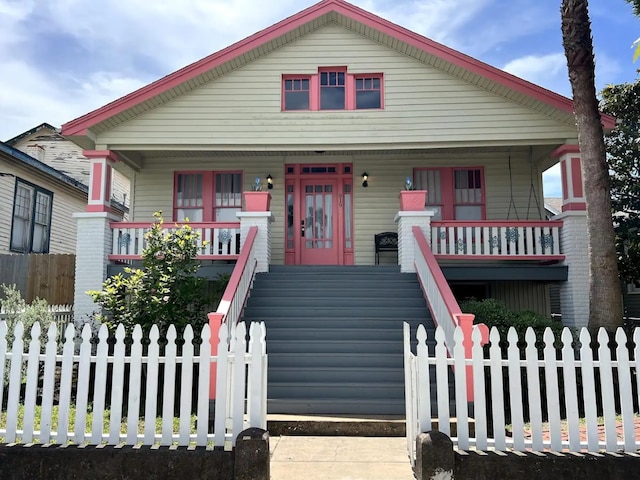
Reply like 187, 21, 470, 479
374, 231, 398, 265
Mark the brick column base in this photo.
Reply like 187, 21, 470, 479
394, 211, 434, 273
73, 212, 119, 334
236, 212, 274, 273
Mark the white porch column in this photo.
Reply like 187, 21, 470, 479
236, 212, 274, 273
73, 212, 119, 331
394, 211, 434, 273
551, 145, 589, 328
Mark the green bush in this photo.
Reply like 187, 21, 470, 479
89, 212, 214, 335
460, 298, 564, 344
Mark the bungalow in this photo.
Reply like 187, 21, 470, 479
60, 0, 608, 413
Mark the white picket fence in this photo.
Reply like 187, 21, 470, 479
404, 323, 640, 464
0, 320, 267, 449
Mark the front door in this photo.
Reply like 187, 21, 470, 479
284, 164, 354, 265
300, 179, 339, 265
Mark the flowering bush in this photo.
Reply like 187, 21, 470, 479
89, 212, 213, 335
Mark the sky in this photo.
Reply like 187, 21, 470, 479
0, 0, 638, 197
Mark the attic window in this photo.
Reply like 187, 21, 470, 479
282, 67, 383, 111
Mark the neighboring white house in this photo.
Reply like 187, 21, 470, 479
60, 0, 616, 329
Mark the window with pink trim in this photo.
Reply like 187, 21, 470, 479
174, 171, 242, 222
414, 167, 484, 220
282, 67, 383, 111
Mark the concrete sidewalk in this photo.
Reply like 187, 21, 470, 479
269, 436, 415, 480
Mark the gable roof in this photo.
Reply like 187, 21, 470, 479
5, 122, 58, 145
61, 0, 615, 141
0, 141, 88, 195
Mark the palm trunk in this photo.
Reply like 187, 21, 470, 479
561, 0, 623, 330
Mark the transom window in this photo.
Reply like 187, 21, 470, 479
10, 179, 53, 253
414, 167, 485, 220
282, 67, 383, 111
174, 171, 242, 222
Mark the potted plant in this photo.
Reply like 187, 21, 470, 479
243, 177, 271, 211
399, 176, 427, 211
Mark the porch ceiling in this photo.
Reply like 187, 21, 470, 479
117, 144, 561, 164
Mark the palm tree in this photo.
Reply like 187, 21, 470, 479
561, 0, 623, 330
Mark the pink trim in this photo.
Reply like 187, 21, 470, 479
90, 162, 102, 201
86, 204, 112, 213
62, 0, 614, 136
435, 254, 565, 261
207, 312, 224, 399
431, 220, 563, 227
562, 202, 587, 212
413, 226, 487, 402
110, 221, 241, 229
571, 156, 583, 199
413, 226, 462, 317
109, 254, 239, 261
550, 144, 580, 158
219, 226, 258, 309
561, 161, 568, 201
82, 150, 122, 163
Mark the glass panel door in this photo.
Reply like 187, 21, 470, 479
300, 180, 339, 264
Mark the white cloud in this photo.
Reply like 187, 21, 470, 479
543, 164, 562, 199
501, 53, 572, 97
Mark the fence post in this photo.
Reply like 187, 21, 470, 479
416, 431, 454, 480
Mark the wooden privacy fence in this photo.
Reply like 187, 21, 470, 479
404, 323, 640, 465
0, 320, 267, 449
0, 254, 75, 305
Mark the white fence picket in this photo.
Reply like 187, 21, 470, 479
179, 326, 195, 446
232, 322, 248, 446
453, 328, 469, 449
109, 324, 126, 444
542, 328, 562, 451
507, 328, 524, 450
561, 329, 580, 451
598, 328, 617, 451
161, 326, 178, 446
6, 322, 24, 443
127, 325, 144, 444
22, 322, 41, 443
579, 328, 598, 451
214, 326, 230, 448
144, 326, 160, 444
196, 324, 212, 446
40, 324, 58, 443
434, 328, 450, 436
416, 326, 431, 435
471, 327, 487, 451
524, 328, 543, 451
92, 325, 109, 444
615, 329, 635, 452
58, 324, 76, 444
74, 324, 92, 443
488, 328, 506, 451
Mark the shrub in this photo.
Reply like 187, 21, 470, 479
89, 212, 214, 335
460, 298, 564, 345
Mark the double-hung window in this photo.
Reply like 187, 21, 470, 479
174, 171, 242, 222
10, 179, 53, 253
414, 167, 485, 220
282, 67, 383, 111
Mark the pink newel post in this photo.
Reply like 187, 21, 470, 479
208, 312, 224, 401
456, 313, 489, 402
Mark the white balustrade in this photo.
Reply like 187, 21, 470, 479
430, 221, 563, 258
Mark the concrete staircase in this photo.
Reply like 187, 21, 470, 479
241, 265, 441, 415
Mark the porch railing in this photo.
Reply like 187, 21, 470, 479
110, 221, 241, 261
430, 221, 563, 259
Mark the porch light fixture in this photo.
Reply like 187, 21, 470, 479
266, 174, 274, 190
361, 172, 369, 188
